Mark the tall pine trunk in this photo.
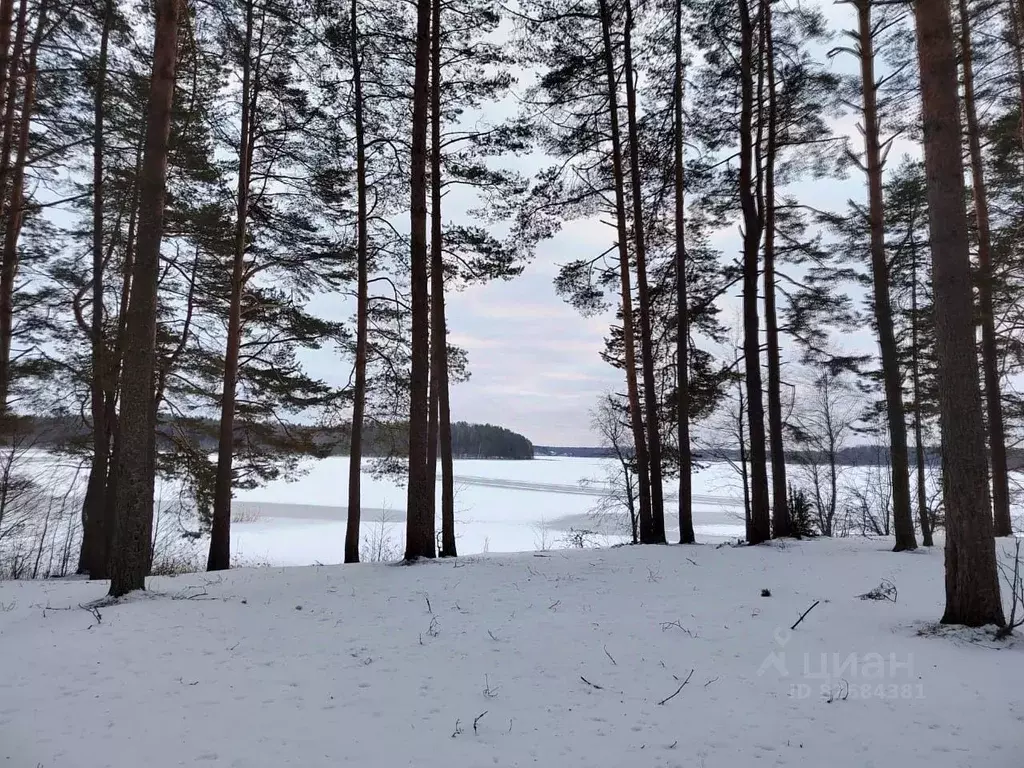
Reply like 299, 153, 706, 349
855, 0, 917, 551
0, 0, 13, 109
344, 0, 368, 564
911, 242, 933, 546
208, 0, 256, 572
913, 0, 1004, 627
598, 0, 652, 542
429, 0, 456, 557
957, 0, 1011, 537
739, 0, 770, 544
0, 0, 38, 414
1011, 0, 1024, 154
80, 0, 114, 576
0, 0, 25, 233
622, 0, 665, 544
673, 0, 693, 544
108, 0, 180, 597
762, 0, 788, 538
405, 0, 435, 560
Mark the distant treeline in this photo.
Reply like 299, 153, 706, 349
536, 444, 1024, 470
4, 416, 534, 461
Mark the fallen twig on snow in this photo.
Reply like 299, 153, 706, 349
658, 669, 694, 705
80, 603, 102, 628
603, 645, 617, 665
473, 711, 488, 734
483, 675, 499, 699
580, 675, 603, 690
790, 600, 820, 630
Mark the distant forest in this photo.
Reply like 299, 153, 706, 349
536, 444, 1024, 470
8, 417, 534, 461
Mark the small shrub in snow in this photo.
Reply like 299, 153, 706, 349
787, 485, 818, 539
231, 505, 262, 524
361, 511, 398, 562
761, 588, 772, 597
996, 538, 1024, 639
858, 578, 898, 603
560, 528, 598, 549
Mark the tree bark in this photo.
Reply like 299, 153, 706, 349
854, 0, 917, 551
598, 0, 652, 542
0, 0, 26, 229
208, 0, 257, 572
0, 0, 14, 128
0, 0, 36, 415
405, 0, 435, 560
913, 0, 1004, 627
80, 0, 114, 576
622, 0, 665, 544
429, 0, 456, 558
344, 0, 368, 564
739, 0, 770, 544
673, 0, 693, 545
108, 0, 180, 597
761, 0, 788, 538
957, 0, 1011, 537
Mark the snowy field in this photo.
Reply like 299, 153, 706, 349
2, 537, 1022, 767
230, 456, 750, 564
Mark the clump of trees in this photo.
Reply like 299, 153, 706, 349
0, 0, 1016, 629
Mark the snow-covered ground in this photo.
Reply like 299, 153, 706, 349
2, 537, 1022, 767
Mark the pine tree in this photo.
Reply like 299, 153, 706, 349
406, 0, 435, 560
913, 0, 1004, 627
108, 0, 181, 597
956, 0, 1012, 537
837, 0, 917, 551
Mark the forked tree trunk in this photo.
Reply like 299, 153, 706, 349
622, 0, 665, 544
209, 0, 257, 572
957, 0, 1011, 537
429, 0, 456, 557
739, 0, 770, 544
598, 0, 652, 542
855, 0, 916, 551
673, 0, 693, 544
108, 0, 180, 597
80, 0, 114, 575
344, 0, 368, 564
405, 0, 435, 560
762, 0, 788, 538
913, 0, 1004, 627
94, 144, 142, 580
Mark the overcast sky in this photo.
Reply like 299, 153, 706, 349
301, 1, 919, 447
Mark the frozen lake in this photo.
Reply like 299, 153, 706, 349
230, 456, 751, 564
